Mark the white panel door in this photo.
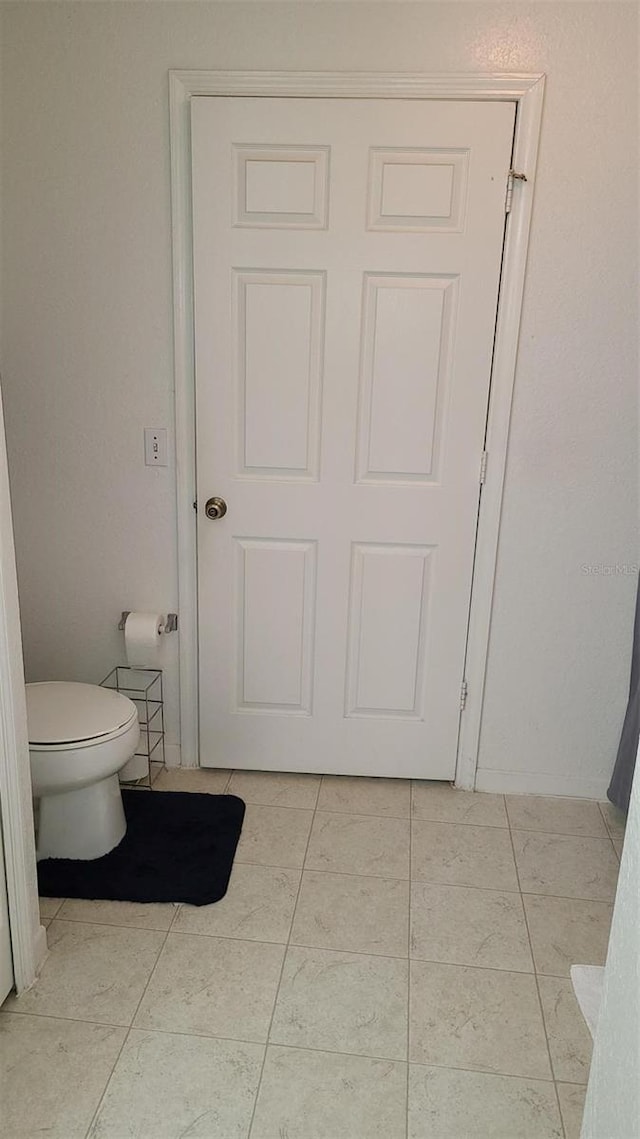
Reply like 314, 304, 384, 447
192, 96, 515, 778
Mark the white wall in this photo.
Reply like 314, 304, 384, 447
581, 756, 640, 1138
0, 2, 637, 791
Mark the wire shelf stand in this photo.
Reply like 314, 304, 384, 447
100, 666, 165, 789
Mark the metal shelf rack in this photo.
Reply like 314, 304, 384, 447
100, 666, 165, 788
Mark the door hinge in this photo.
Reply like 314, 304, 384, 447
505, 169, 527, 214
479, 450, 488, 486
460, 679, 468, 712
192, 499, 198, 511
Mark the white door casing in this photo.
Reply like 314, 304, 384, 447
0, 381, 44, 994
192, 96, 516, 778
0, 814, 14, 1002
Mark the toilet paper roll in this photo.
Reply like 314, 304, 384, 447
124, 611, 163, 668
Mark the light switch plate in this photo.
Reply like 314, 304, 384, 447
144, 428, 168, 466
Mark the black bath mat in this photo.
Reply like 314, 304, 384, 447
37, 789, 245, 906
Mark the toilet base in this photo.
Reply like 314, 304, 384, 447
37, 773, 127, 860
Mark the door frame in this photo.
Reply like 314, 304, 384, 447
169, 70, 545, 787
0, 386, 46, 993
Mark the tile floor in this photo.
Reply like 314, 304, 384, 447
0, 769, 626, 1139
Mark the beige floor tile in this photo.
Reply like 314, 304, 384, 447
251, 1045, 407, 1139
613, 835, 624, 859
4, 921, 164, 1025
173, 864, 300, 943
88, 1029, 263, 1139
512, 831, 619, 901
506, 795, 608, 837
408, 1064, 563, 1139
270, 945, 408, 1060
523, 895, 613, 977
599, 800, 626, 839
235, 804, 313, 869
57, 898, 176, 931
134, 932, 284, 1042
411, 820, 519, 891
39, 896, 64, 920
227, 769, 321, 809
154, 766, 230, 794
0, 1012, 126, 1139
411, 882, 532, 972
317, 775, 410, 817
412, 783, 507, 827
409, 960, 551, 1079
538, 976, 593, 1083
305, 812, 410, 878
291, 871, 409, 957
556, 1082, 587, 1139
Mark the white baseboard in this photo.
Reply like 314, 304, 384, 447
475, 768, 610, 801
164, 743, 182, 769
163, 747, 610, 797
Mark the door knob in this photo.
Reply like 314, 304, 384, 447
204, 496, 227, 520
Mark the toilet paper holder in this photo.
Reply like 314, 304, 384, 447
118, 612, 178, 633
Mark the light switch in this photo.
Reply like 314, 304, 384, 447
144, 428, 168, 467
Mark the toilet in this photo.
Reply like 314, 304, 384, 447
26, 681, 140, 861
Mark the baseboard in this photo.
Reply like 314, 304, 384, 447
164, 743, 182, 769
164, 749, 610, 797
475, 768, 610, 801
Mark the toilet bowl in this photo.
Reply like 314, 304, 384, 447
27, 682, 140, 861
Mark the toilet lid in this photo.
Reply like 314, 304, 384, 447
26, 682, 137, 745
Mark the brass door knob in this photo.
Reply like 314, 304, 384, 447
204, 496, 227, 520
